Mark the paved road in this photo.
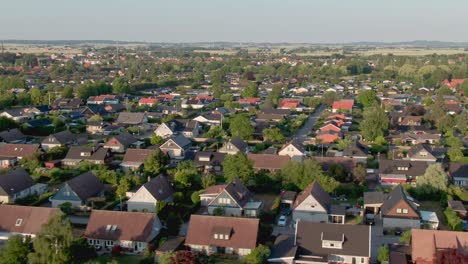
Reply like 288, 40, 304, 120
370, 216, 400, 263
293, 104, 327, 144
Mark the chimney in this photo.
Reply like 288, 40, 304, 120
147, 176, 151, 183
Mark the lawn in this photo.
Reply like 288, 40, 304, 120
85, 254, 145, 264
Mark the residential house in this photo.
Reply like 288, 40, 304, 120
159, 134, 191, 159
24, 119, 53, 128
256, 108, 290, 123
398, 116, 422, 126
121, 149, 155, 171
292, 181, 345, 224
193, 151, 226, 174
446, 100, 463, 115
127, 175, 174, 212
448, 162, 468, 188
342, 141, 368, 163
84, 210, 161, 253
332, 100, 354, 113
116, 112, 147, 126
278, 99, 305, 111
411, 229, 468, 264
80, 105, 109, 118
378, 185, 421, 230
50, 171, 104, 208
319, 122, 341, 133
201, 179, 262, 217
87, 94, 119, 105
138, 98, 158, 107
103, 132, 138, 153
185, 215, 259, 256
219, 137, 248, 155
247, 154, 290, 173
0, 144, 40, 168
316, 131, 341, 144
41, 130, 78, 151
443, 79, 464, 90
155, 119, 200, 139
278, 141, 306, 160
193, 113, 223, 126
0, 128, 27, 144
379, 159, 428, 185
62, 146, 110, 166
404, 144, 437, 163
52, 98, 82, 110
160, 105, 183, 116
396, 132, 441, 145
0, 108, 33, 122
268, 222, 371, 264
0, 168, 47, 203
86, 121, 105, 135
0, 205, 60, 240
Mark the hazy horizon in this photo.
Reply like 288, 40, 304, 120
3, 0, 468, 43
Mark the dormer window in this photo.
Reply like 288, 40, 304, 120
321, 232, 344, 249
15, 218, 23, 226
212, 226, 232, 240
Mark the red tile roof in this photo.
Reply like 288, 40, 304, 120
332, 100, 354, 110
412, 229, 468, 264
0, 205, 60, 235
443, 79, 464, 89
138, 98, 158, 105
239, 97, 261, 104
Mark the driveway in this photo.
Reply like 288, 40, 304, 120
293, 104, 327, 144
370, 216, 400, 263
272, 215, 294, 236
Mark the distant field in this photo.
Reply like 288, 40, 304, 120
3, 44, 82, 54
194, 47, 468, 57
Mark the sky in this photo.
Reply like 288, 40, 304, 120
2, 0, 468, 43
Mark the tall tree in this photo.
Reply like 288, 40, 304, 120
229, 114, 254, 140
28, 215, 73, 264
241, 82, 258, 98
172, 161, 199, 188
222, 153, 254, 184
416, 163, 448, 192
61, 86, 74, 98
262, 127, 285, 143
280, 159, 339, 192
112, 77, 131, 94
359, 106, 389, 141
143, 150, 168, 175
356, 90, 378, 108
0, 235, 31, 264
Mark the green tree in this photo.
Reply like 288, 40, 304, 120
444, 207, 462, 231
203, 125, 226, 139
243, 245, 271, 264
353, 163, 367, 184
359, 106, 389, 141
172, 161, 199, 188
112, 78, 131, 94
144, 150, 168, 176
377, 244, 389, 264
201, 173, 217, 188
222, 153, 254, 184
416, 163, 448, 192
262, 127, 285, 143
356, 90, 378, 108
321, 91, 337, 106
0, 235, 31, 264
61, 86, 74, 98
29, 88, 44, 105
88, 114, 102, 122
399, 230, 411, 244
280, 159, 339, 192
150, 134, 164, 145
448, 147, 464, 162
241, 82, 258, 98
0, 117, 17, 131
229, 114, 254, 139
116, 177, 131, 199
157, 251, 173, 264
28, 215, 73, 264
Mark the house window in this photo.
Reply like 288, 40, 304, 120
219, 234, 224, 239
15, 219, 23, 226
402, 209, 408, 214
396, 209, 402, 214
214, 234, 218, 239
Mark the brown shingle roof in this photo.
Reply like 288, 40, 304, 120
122, 149, 155, 163
185, 215, 259, 249
247, 154, 290, 171
0, 205, 60, 235
84, 210, 158, 242
0, 144, 40, 158
411, 229, 468, 263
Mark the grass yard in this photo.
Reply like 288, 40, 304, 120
254, 193, 279, 212
418, 201, 449, 230
85, 254, 145, 264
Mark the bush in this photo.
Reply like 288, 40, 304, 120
213, 207, 224, 216
191, 191, 201, 205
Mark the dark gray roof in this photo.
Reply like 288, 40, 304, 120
193, 151, 226, 167
293, 180, 331, 211
116, 112, 146, 125
269, 234, 298, 260
364, 191, 386, 205
143, 175, 174, 201
223, 179, 252, 207
64, 146, 109, 161
296, 222, 371, 258
449, 162, 468, 179
0, 128, 26, 143
0, 168, 35, 196
406, 144, 436, 160
67, 172, 104, 200
112, 132, 138, 146
342, 141, 367, 158
379, 159, 428, 177
448, 200, 466, 212
46, 130, 77, 144
169, 134, 191, 148
230, 137, 248, 152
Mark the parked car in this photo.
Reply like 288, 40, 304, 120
365, 213, 375, 225
277, 215, 287, 227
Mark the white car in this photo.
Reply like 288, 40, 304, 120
277, 215, 287, 227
